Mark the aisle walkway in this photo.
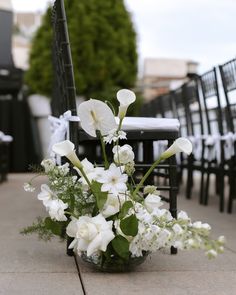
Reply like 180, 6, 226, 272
0, 174, 236, 295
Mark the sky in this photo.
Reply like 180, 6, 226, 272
11, 0, 236, 74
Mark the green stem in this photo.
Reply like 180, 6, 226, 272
97, 130, 109, 169
78, 166, 99, 200
79, 166, 92, 187
133, 156, 163, 198
118, 118, 123, 131
29, 173, 42, 183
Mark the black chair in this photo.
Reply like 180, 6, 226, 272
0, 8, 23, 176
181, 77, 206, 203
51, 0, 180, 255
0, 139, 10, 182
199, 68, 225, 212
219, 58, 236, 212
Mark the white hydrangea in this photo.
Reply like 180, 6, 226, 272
41, 158, 56, 173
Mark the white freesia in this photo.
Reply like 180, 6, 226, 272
177, 210, 190, 221
112, 144, 134, 164
67, 214, 115, 256
23, 182, 35, 192
161, 137, 193, 159
37, 184, 55, 206
98, 163, 128, 196
117, 89, 136, 119
218, 236, 226, 244
52, 140, 82, 168
172, 224, 184, 235
47, 199, 68, 221
77, 99, 117, 137
74, 158, 105, 187
152, 208, 173, 222
102, 193, 126, 218
144, 194, 163, 213
206, 249, 218, 259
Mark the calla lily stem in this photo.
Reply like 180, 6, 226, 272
96, 130, 109, 169
133, 156, 163, 198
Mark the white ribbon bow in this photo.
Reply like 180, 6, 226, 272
0, 131, 13, 143
48, 110, 80, 156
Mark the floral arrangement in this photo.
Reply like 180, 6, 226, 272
23, 89, 225, 271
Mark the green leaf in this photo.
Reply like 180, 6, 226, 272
91, 181, 108, 210
111, 235, 130, 260
118, 201, 133, 219
44, 217, 66, 237
120, 214, 138, 237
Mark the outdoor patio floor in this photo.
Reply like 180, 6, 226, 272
0, 173, 236, 295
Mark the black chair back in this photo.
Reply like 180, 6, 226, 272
199, 68, 223, 135
183, 77, 204, 137
219, 58, 236, 133
51, 0, 78, 148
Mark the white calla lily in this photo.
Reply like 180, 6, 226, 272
117, 89, 136, 119
52, 140, 82, 168
161, 137, 192, 159
78, 99, 117, 137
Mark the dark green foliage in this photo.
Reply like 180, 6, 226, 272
20, 217, 55, 241
25, 0, 138, 112
20, 217, 67, 241
120, 214, 138, 237
118, 200, 133, 219
91, 181, 108, 210
111, 235, 130, 260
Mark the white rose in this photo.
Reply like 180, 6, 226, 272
67, 214, 115, 256
112, 144, 134, 164
144, 194, 163, 213
47, 199, 68, 221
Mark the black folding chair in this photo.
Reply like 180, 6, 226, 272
0, 139, 10, 182
199, 68, 225, 212
51, 0, 180, 255
181, 77, 206, 202
219, 58, 236, 212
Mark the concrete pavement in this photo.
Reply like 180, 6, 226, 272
0, 173, 236, 295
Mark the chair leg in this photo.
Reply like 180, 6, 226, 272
199, 170, 205, 204
218, 167, 225, 213
203, 171, 210, 206
227, 172, 234, 213
186, 155, 194, 199
67, 237, 74, 256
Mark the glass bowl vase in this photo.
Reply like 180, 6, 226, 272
80, 252, 149, 273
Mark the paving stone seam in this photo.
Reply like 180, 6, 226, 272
74, 256, 87, 295
225, 246, 236, 254
0, 272, 78, 274
78, 270, 236, 274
